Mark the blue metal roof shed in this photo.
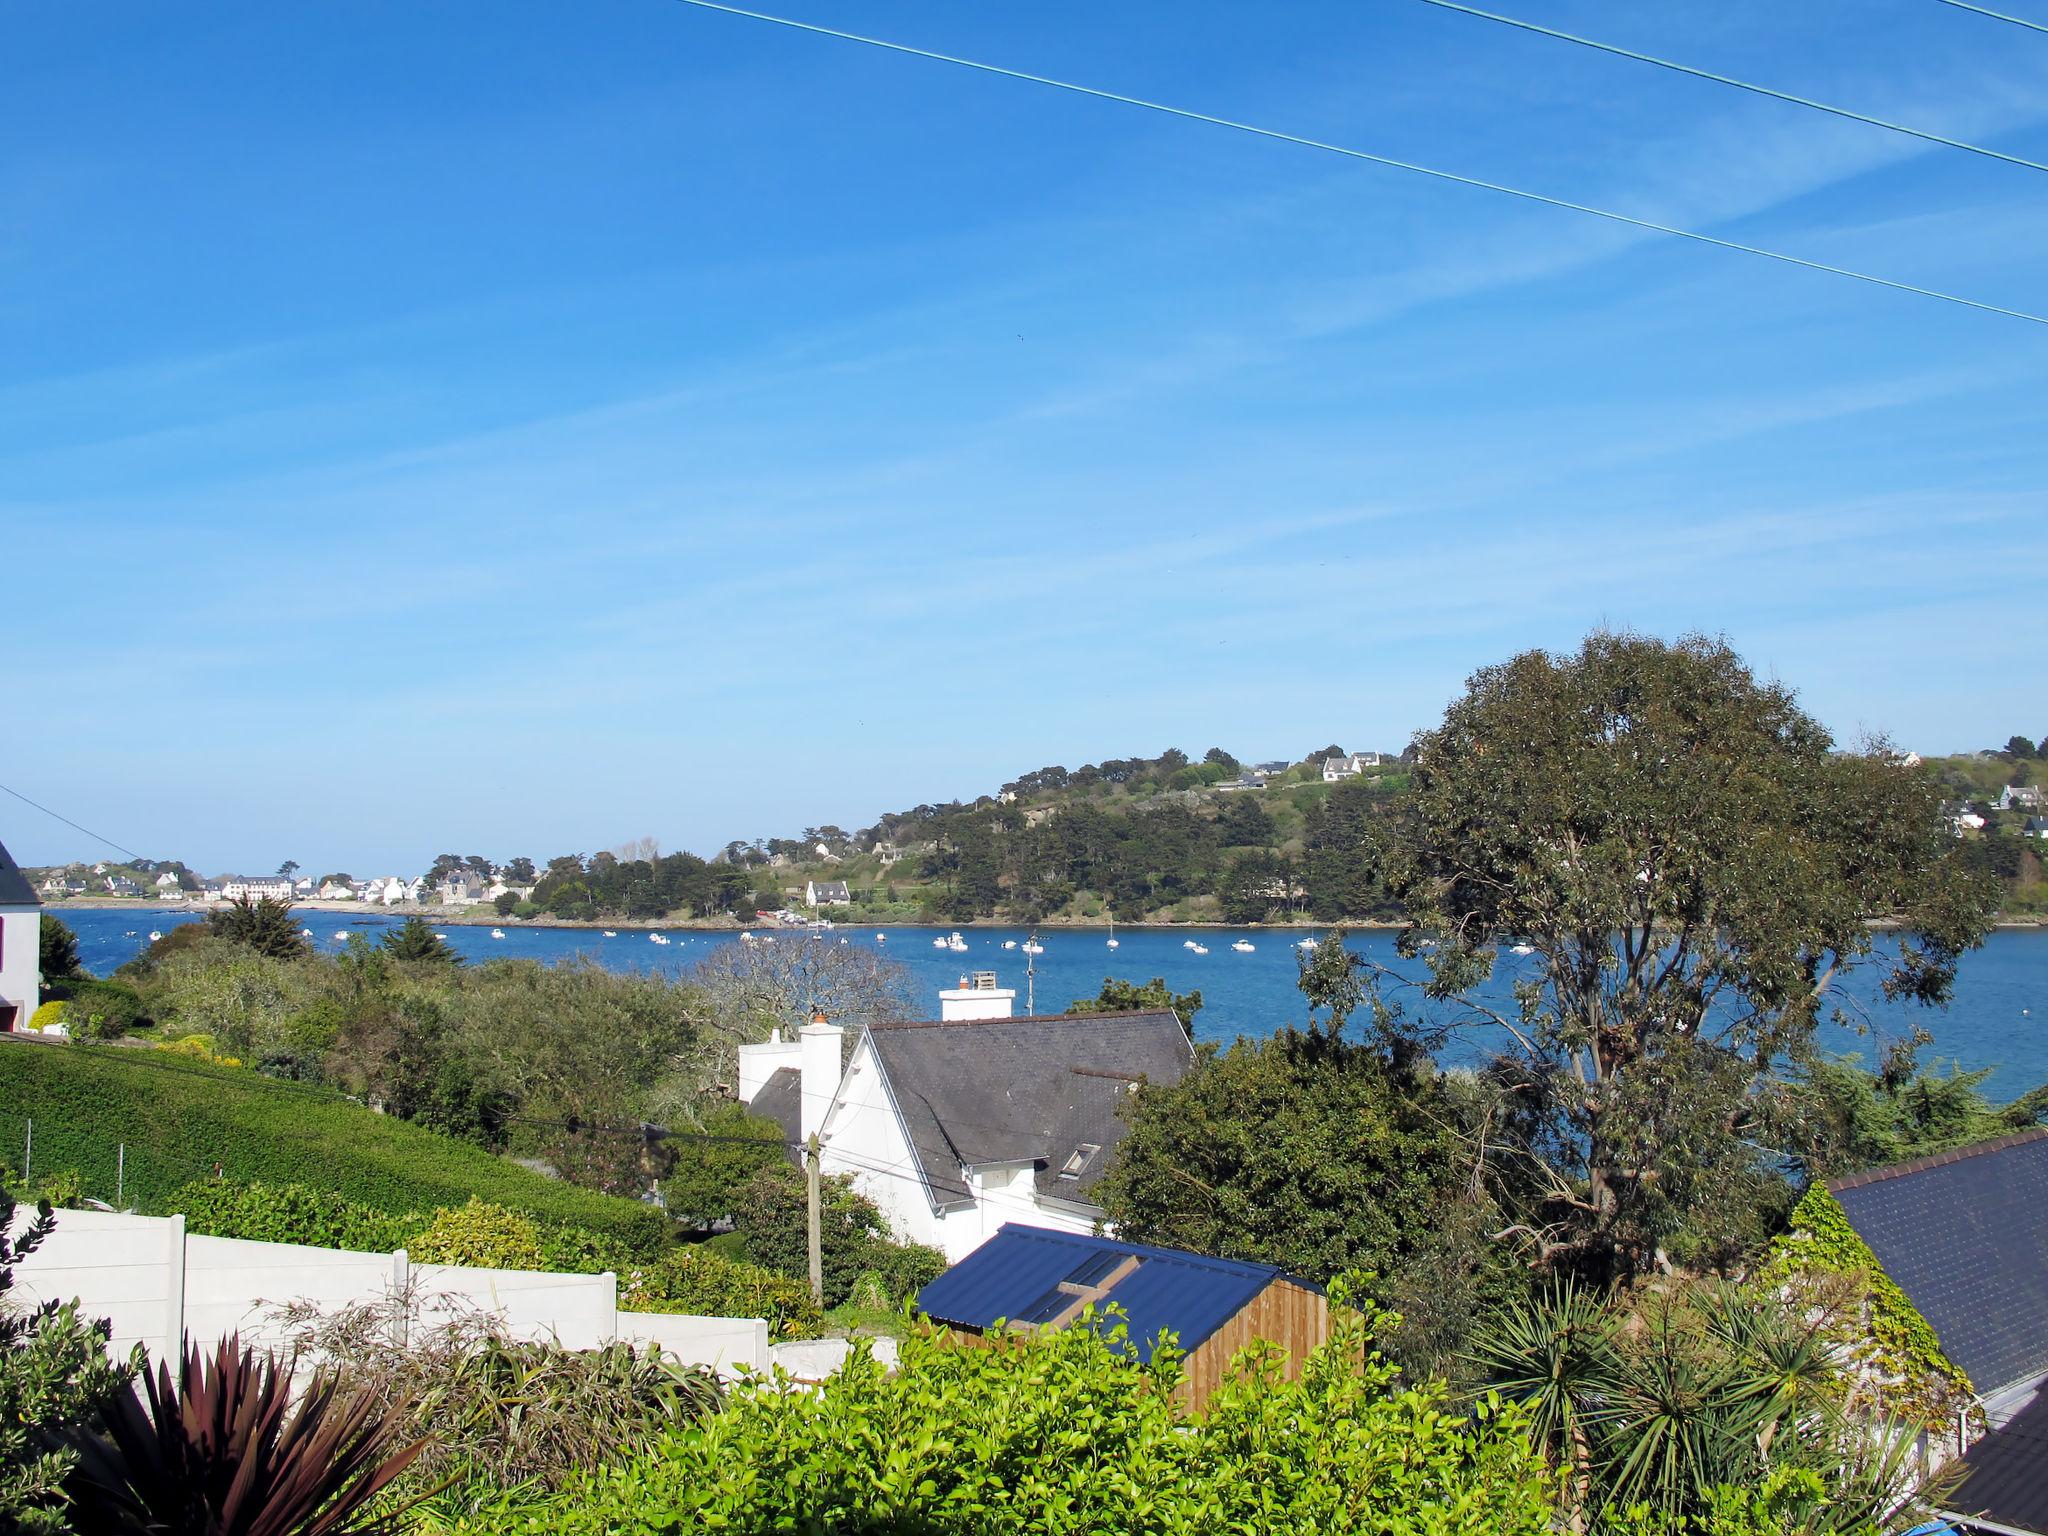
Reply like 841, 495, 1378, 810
915, 1223, 1333, 1408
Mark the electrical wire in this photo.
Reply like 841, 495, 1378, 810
1412, 0, 2048, 176
0, 781, 148, 864
668, 0, 2048, 329
1933, 0, 2048, 35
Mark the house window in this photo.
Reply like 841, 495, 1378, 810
1058, 1143, 1101, 1180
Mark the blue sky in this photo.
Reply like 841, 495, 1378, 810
5, 0, 2046, 873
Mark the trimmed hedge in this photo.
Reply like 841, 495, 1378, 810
621, 1246, 824, 1341
0, 1043, 667, 1256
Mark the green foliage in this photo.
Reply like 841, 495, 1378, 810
1, 1196, 136, 1536
61, 1334, 425, 1536
1771, 1052, 2047, 1181
408, 1199, 549, 1270
1468, 1280, 1929, 1534
492, 892, 519, 917
451, 1303, 1555, 1536
204, 896, 309, 959
53, 980, 147, 1040
656, 1103, 787, 1228
1759, 1184, 1973, 1424
0, 1042, 669, 1255
620, 1244, 825, 1340
28, 1001, 67, 1034
381, 915, 462, 965
731, 1162, 943, 1309
1368, 633, 1998, 1278
38, 917, 86, 999
1067, 976, 1203, 1034
1094, 1027, 1504, 1375
169, 1179, 416, 1252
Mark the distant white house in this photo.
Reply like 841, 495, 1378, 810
318, 879, 356, 900
1997, 785, 2045, 813
154, 872, 182, 894
0, 839, 43, 1034
1321, 751, 1382, 782
1955, 811, 1989, 834
803, 878, 851, 908
736, 973, 1194, 1262
2027, 817, 2048, 841
403, 875, 429, 903
221, 875, 294, 902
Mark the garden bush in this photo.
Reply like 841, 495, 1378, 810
169, 1180, 415, 1253
620, 1245, 823, 1340
0, 1043, 668, 1254
408, 1200, 549, 1271
732, 1162, 944, 1308
58, 980, 148, 1040
445, 1301, 1558, 1535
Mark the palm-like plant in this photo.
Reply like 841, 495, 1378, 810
63, 1334, 425, 1536
1463, 1280, 1619, 1518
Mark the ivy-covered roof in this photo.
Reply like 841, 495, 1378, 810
1828, 1128, 2048, 1396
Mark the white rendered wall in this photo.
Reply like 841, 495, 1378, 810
0, 905, 41, 1023
817, 1035, 943, 1251
6, 1206, 766, 1374
736, 1035, 801, 1105
937, 987, 1016, 1021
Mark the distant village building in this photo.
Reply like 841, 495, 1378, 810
220, 875, 294, 902
803, 878, 851, 907
2027, 817, 2048, 841
0, 839, 41, 1033
1319, 752, 1381, 783
1956, 810, 1989, 834
1220, 770, 1269, 792
736, 973, 1194, 1262
438, 870, 485, 905
154, 872, 182, 894
1998, 784, 2045, 813
1253, 760, 1291, 775
318, 879, 356, 900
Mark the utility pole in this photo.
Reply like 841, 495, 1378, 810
805, 1132, 823, 1306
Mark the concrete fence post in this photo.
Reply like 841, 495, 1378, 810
163, 1214, 187, 1365
601, 1271, 618, 1342
391, 1250, 409, 1348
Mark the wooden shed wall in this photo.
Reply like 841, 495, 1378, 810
1179, 1279, 1332, 1410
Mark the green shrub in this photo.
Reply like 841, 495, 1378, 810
27, 1001, 66, 1034
732, 1162, 944, 1308
620, 1245, 824, 1340
408, 1199, 549, 1270
60, 980, 148, 1040
169, 1180, 416, 1252
658, 1103, 786, 1228
449, 1301, 1555, 1534
0, 1043, 668, 1255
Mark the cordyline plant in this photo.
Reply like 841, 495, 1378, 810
61, 1333, 426, 1536
1354, 633, 1996, 1279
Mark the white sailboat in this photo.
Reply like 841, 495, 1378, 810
1231, 939, 1255, 953
1296, 937, 1319, 950
1021, 939, 1044, 955
1002, 939, 1017, 950
1509, 942, 1535, 956
1106, 914, 1118, 949
932, 935, 949, 949
148, 930, 163, 942
603, 930, 617, 938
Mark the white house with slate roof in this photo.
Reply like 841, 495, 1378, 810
0, 838, 43, 1033
736, 973, 1195, 1261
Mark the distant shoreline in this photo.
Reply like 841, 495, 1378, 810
37, 898, 2048, 932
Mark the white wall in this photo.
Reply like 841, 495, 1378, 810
6, 1206, 769, 1376
818, 1034, 944, 1251
0, 905, 41, 1027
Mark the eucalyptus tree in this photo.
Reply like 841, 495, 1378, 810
1369, 632, 1994, 1279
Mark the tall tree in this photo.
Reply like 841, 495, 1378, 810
205, 897, 308, 960
1369, 633, 1995, 1279
380, 915, 462, 966
38, 917, 86, 998
1067, 977, 1203, 1034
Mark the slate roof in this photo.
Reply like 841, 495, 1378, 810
808, 880, 850, 901
750, 1067, 803, 1155
916, 1222, 1309, 1363
864, 1009, 1194, 1209
0, 839, 39, 907
1828, 1129, 2048, 1395
1948, 1382, 2048, 1536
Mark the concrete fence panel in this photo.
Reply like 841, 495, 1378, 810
618, 1311, 770, 1377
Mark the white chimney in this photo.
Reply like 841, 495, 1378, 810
798, 1009, 844, 1144
938, 970, 1016, 1021
735, 1025, 801, 1107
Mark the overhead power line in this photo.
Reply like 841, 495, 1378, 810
0, 781, 147, 863
1413, 0, 2048, 176
669, 0, 2048, 329
1933, 0, 2048, 35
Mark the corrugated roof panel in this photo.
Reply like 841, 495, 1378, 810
915, 1223, 1288, 1362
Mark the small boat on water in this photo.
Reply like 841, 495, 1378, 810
300, 928, 314, 938
490, 928, 505, 939
1296, 937, 1318, 950
603, 930, 617, 938
1190, 943, 1210, 955
1232, 939, 1255, 953
947, 932, 969, 952
932, 935, 949, 949
1509, 942, 1535, 956
333, 930, 349, 941
1021, 940, 1044, 955
875, 932, 886, 941
1182, 939, 1198, 950
1106, 938, 1119, 948
1002, 939, 1017, 950
148, 930, 163, 942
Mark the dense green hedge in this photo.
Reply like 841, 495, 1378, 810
0, 1044, 667, 1256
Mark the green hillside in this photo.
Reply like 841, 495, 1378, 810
0, 1042, 667, 1254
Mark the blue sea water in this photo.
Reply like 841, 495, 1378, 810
50, 910, 2048, 1099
